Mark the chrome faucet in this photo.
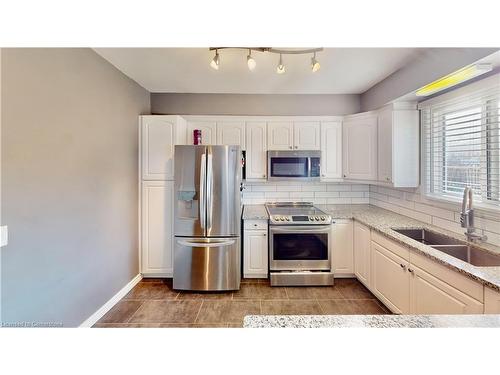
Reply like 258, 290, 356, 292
460, 187, 487, 243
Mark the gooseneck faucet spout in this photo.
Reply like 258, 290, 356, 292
460, 187, 487, 243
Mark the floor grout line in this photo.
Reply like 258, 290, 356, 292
124, 301, 145, 324
193, 300, 204, 324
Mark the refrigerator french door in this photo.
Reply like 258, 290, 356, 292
173, 145, 241, 291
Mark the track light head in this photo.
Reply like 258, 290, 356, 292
311, 52, 320, 72
276, 54, 285, 74
210, 50, 220, 70
247, 50, 256, 71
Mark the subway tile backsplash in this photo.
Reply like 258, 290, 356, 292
242, 181, 370, 205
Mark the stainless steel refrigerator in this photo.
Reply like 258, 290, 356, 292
173, 145, 242, 291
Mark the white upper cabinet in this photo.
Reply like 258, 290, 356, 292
342, 113, 378, 181
245, 122, 268, 180
141, 115, 186, 180
377, 104, 419, 187
267, 121, 320, 150
267, 122, 294, 150
294, 121, 320, 150
186, 120, 216, 145
216, 121, 246, 149
320, 121, 342, 180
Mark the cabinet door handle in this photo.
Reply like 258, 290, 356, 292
343, 174, 347, 178
294, 146, 298, 149
263, 174, 266, 178
400, 263, 406, 270
408, 268, 414, 274
289, 146, 293, 149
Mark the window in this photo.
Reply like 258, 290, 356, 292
422, 88, 500, 207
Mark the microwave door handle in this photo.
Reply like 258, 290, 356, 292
199, 152, 206, 229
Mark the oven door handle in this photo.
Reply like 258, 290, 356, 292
270, 226, 331, 233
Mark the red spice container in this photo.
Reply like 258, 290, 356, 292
193, 129, 202, 145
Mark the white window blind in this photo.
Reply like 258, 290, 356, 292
422, 87, 500, 206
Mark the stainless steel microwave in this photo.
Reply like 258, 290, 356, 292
267, 150, 321, 181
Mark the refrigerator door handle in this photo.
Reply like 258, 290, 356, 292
206, 149, 214, 231
199, 152, 206, 229
176, 239, 236, 248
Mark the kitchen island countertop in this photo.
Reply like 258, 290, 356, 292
243, 314, 500, 328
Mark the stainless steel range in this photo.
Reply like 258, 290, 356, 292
266, 202, 334, 286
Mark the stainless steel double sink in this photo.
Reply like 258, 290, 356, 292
392, 228, 500, 267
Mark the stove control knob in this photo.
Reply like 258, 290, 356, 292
320, 216, 325, 221
315, 216, 319, 221
285, 217, 290, 221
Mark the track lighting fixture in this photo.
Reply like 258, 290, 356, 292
311, 52, 320, 72
210, 49, 220, 70
247, 49, 256, 71
208, 47, 323, 74
276, 54, 285, 74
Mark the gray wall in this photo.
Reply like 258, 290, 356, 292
151, 93, 360, 116
1, 48, 150, 327
360, 48, 499, 111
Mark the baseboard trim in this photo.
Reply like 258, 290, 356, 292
79, 273, 143, 328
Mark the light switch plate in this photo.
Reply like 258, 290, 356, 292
0, 226, 8, 247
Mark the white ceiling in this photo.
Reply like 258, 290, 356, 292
94, 48, 425, 94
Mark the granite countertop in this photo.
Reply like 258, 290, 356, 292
317, 204, 500, 292
242, 203, 500, 291
244, 314, 500, 328
242, 204, 268, 220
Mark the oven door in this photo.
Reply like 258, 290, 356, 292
269, 225, 331, 271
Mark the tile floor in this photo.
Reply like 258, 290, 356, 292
93, 278, 390, 328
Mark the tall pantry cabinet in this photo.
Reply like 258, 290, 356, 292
140, 115, 186, 277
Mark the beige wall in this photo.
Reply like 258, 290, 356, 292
1, 48, 150, 327
151, 93, 360, 116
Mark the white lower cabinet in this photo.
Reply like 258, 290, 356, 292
353, 221, 371, 288
141, 181, 174, 277
409, 264, 483, 314
369, 230, 484, 315
371, 241, 410, 314
243, 220, 268, 278
331, 219, 354, 276
484, 287, 500, 313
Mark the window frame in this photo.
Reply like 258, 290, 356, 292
420, 77, 500, 212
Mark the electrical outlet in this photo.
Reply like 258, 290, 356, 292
0, 226, 8, 247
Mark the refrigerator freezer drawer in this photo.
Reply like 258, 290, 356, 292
173, 237, 241, 291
